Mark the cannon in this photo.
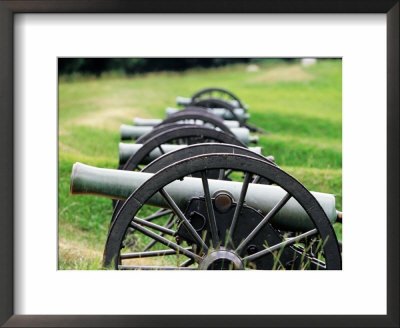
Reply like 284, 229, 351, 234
138, 108, 236, 135
176, 87, 246, 110
165, 106, 263, 133
133, 117, 240, 129
114, 125, 251, 212
133, 107, 241, 130
71, 152, 341, 271
186, 90, 248, 126
166, 107, 249, 121
72, 163, 338, 230
113, 142, 273, 224
174, 88, 265, 133
119, 126, 247, 170
119, 143, 264, 166
120, 124, 258, 144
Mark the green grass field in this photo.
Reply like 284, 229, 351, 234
58, 59, 342, 270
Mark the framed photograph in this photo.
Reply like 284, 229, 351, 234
0, 1, 398, 327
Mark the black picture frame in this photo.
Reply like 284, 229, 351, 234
0, 1, 398, 327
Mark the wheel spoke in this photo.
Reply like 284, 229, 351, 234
224, 169, 232, 179
252, 175, 261, 184
130, 217, 176, 236
118, 265, 196, 270
236, 193, 292, 254
290, 245, 326, 270
218, 169, 225, 180
143, 214, 176, 251
201, 171, 219, 247
227, 172, 251, 243
158, 145, 165, 155
159, 188, 209, 252
243, 229, 318, 263
142, 209, 173, 222
180, 258, 195, 267
120, 248, 192, 260
129, 221, 202, 262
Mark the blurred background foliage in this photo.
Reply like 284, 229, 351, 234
59, 58, 297, 76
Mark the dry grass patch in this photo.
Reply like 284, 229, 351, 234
59, 237, 102, 260
252, 65, 314, 83
120, 256, 184, 267
70, 107, 144, 131
58, 236, 104, 269
59, 142, 84, 155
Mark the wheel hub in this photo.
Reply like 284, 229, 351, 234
199, 249, 244, 270
178, 197, 297, 269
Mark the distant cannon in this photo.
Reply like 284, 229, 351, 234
174, 87, 265, 133
114, 126, 250, 212
120, 124, 259, 144
138, 108, 236, 136
134, 108, 242, 132
119, 143, 263, 165
176, 87, 246, 110
166, 107, 249, 121
133, 117, 240, 129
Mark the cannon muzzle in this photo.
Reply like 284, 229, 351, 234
119, 143, 263, 165
120, 124, 258, 144
71, 162, 337, 231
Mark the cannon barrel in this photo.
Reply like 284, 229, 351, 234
176, 96, 241, 108
175, 96, 192, 106
119, 143, 263, 165
71, 162, 337, 231
120, 124, 258, 144
133, 117, 240, 128
166, 107, 250, 121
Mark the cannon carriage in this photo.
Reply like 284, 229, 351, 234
69, 87, 342, 270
